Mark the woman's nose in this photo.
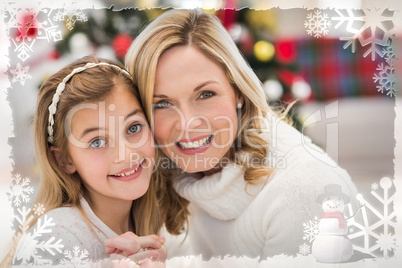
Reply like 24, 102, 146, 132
174, 105, 203, 131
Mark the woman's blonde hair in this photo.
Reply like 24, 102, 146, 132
2, 55, 161, 266
125, 9, 275, 235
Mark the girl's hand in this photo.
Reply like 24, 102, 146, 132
105, 231, 166, 265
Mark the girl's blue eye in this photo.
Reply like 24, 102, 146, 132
199, 91, 215, 99
128, 124, 142, 134
89, 139, 106, 148
153, 101, 172, 109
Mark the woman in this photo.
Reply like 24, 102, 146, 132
124, 9, 358, 261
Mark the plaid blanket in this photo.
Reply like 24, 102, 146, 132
293, 38, 382, 100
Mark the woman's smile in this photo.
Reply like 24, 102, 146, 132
175, 135, 214, 155
153, 45, 242, 172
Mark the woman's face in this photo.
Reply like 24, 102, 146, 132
153, 45, 242, 173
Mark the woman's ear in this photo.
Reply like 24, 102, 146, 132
237, 94, 244, 107
50, 147, 76, 174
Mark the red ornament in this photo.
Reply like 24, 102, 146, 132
216, 0, 238, 29
227, 23, 254, 56
16, 12, 37, 40
275, 40, 297, 64
239, 33, 254, 56
112, 34, 133, 59
49, 49, 60, 60
277, 69, 296, 87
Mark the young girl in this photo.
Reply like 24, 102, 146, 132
7, 56, 166, 267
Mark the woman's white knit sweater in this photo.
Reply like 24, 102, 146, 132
163, 115, 358, 261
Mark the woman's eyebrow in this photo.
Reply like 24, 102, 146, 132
153, 93, 169, 98
153, 80, 219, 98
194, 80, 218, 92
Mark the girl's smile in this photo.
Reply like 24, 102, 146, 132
108, 159, 145, 181
66, 85, 155, 203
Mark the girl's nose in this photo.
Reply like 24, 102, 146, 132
112, 120, 131, 163
112, 137, 126, 163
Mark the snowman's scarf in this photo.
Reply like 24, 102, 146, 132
321, 211, 345, 229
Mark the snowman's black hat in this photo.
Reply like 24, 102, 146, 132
316, 184, 350, 204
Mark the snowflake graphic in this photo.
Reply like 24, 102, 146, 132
7, 174, 34, 207
376, 233, 396, 254
13, 215, 63, 265
5, 6, 62, 61
346, 177, 396, 258
303, 216, 320, 243
299, 243, 311, 256
382, 40, 396, 65
304, 10, 331, 38
54, 8, 88, 31
10, 63, 32, 86
60, 246, 89, 265
13, 206, 34, 234
371, 183, 379, 191
373, 63, 397, 97
332, 8, 395, 60
33, 203, 45, 216
8, 174, 36, 238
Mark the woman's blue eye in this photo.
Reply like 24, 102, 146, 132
89, 139, 106, 148
128, 124, 142, 134
199, 91, 214, 99
153, 101, 172, 109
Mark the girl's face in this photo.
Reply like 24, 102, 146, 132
153, 46, 242, 174
64, 85, 154, 205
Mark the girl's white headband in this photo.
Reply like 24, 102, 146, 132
47, 62, 131, 144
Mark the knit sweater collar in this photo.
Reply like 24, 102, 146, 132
173, 162, 263, 221
171, 115, 299, 221
80, 196, 118, 239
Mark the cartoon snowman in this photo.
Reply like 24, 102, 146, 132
312, 184, 353, 263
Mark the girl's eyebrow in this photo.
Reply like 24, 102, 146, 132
153, 80, 219, 99
124, 108, 142, 120
80, 127, 105, 139
79, 109, 142, 139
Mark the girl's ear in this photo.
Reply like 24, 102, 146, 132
50, 147, 76, 174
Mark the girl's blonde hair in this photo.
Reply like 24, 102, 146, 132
36, 55, 160, 235
2, 55, 161, 266
125, 9, 276, 235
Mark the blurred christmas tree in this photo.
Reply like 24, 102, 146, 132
53, 7, 310, 129
54, 7, 152, 62
214, 8, 311, 129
